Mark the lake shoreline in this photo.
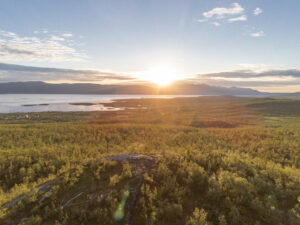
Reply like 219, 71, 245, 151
0, 94, 204, 113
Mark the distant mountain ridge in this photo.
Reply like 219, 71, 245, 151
276, 92, 300, 99
0, 81, 271, 96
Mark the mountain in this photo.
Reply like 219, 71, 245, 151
0, 82, 155, 95
0, 81, 269, 96
159, 82, 265, 96
276, 92, 300, 99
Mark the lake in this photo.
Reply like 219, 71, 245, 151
0, 94, 200, 113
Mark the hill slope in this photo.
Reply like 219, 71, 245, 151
0, 81, 268, 96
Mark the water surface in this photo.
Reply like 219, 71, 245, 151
0, 94, 200, 113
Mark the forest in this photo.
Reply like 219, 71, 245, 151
0, 96, 299, 225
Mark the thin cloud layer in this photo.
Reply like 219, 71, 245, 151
228, 15, 247, 22
0, 30, 87, 62
192, 69, 300, 90
0, 63, 135, 83
250, 31, 265, 37
198, 69, 300, 78
1, 62, 299, 92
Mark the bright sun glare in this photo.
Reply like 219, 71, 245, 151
142, 66, 179, 86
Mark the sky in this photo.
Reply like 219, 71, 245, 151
0, 0, 300, 92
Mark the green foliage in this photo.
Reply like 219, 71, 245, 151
187, 208, 210, 225
0, 97, 300, 224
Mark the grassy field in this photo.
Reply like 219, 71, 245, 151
0, 96, 300, 225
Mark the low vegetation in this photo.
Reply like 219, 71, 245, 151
0, 97, 299, 224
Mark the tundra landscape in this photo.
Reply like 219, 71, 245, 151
1, 0, 300, 224
0, 97, 300, 224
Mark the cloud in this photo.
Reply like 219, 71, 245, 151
203, 3, 244, 19
0, 62, 135, 83
250, 30, 265, 37
228, 15, 247, 22
253, 8, 262, 16
198, 69, 300, 78
190, 69, 300, 90
0, 45, 37, 56
0, 29, 86, 62
199, 3, 247, 26
212, 22, 221, 26
62, 33, 73, 37
50, 35, 65, 41
1, 63, 299, 92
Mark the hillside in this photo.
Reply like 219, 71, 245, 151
276, 92, 300, 99
0, 81, 268, 96
0, 97, 300, 225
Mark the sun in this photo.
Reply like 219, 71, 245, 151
142, 66, 179, 86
